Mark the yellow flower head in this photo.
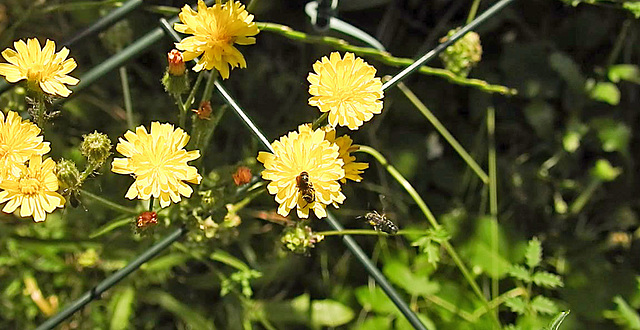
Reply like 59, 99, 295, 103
0, 38, 79, 97
323, 127, 368, 183
0, 111, 50, 181
0, 156, 65, 222
111, 122, 202, 208
257, 124, 346, 219
308, 52, 384, 130
174, 0, 259, 79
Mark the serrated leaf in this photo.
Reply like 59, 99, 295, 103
509, 264, 531, 283
425, 242, 440, 267
505, 296, 527, 315
588, 81, 620, 105
355, 286, 397, 314
110, 286, 135, 330
427, 227, 451, 243
544, 311, 570, 330
383, 261, 439, 296
531, 296, 559, 315
525, 238, 542, 269
311, 300, 354, 327
608, 64, 640, 84
394, 312, 436, 330
609, 296, 640, 329
532, 271, 563, 288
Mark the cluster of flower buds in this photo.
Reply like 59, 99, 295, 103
439, 29, 483, 77
280, 224, 325, 255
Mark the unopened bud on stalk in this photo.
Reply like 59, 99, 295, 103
80, 131, 112, 166
439, 28, 482, 77
56, 159, 80, 190
162, 49, 190, 94
281, 224, 324, 255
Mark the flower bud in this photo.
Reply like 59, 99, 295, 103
167, 49, 186, 76
56, 159, 81, 191
193, 101, 212, 120
80, 131, 112, 166
281, 224, 324, 255
162, 50, 190, 95
439, 28, 482, 77
232, 166, 252, 186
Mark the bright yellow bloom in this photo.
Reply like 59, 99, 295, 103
174, 0, 259, 79
0, 156, 65, 222
323, 127, 368, 183
0, 38, 79, 97
0, 111, 50, 181
111, 122, 202, 208
308, 52, 384, 130
257, 124, 345, 219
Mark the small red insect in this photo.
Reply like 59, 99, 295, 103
136, 211, 158, 229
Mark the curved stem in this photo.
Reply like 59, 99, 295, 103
357, 145, 495, 321
467, 0, 482, 24
80, 189, 138, 215
119, 66, 135, 130
317, 229, 390, 236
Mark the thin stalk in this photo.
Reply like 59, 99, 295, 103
256, 22, 516, 95
119, 66, 135, 130
357, 145, 496, 323
311, 112, 329, 129
148, 197, 154, 212
316, 229, 392, 236
424, 295, 474, 322
470, 287, 526, 321
467, 0, 482, 24
397, 82, 489, 184
36, 227, 187, 330
200, 70, 218, 106
80, 189, 138, 215
185, 71, 206, 110
606, 19, 631, 68
487, 107, 499, 318
177, 94, 188, 128
569, 179, 602, 215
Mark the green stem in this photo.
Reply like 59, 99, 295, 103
80, 189, 138, 215
424, 295, 474, 322
606, 19, 631, 68
470, 287, 526, 321
487, 107, 499, 316
33, 93, 47, 128
200, 70, 218, 106
467, 0, 482, 24
569, 179, 602, 215
311, 112, 329, 130
227, 187, 266, 214
357, 145, 494, 319
185, 71, 206, 110
316, 229, 392, 236
148, 197, 154, 212
397, 82, 489, 184
119, 66, 135, 130
177, 94, 187, 129
256, 22, 516, 95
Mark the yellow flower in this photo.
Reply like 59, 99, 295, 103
308, 52, 384, 130
0, 156, 65, 222
0, 38, 79, 97
323, 127, 368, 183
111, 122, 202, 208
174, 0, 259, 79
0, 111, 50, 181
257, 124, 345, 219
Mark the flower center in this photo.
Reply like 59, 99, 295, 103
26, 64, 46, 82
19, 177, 41, 195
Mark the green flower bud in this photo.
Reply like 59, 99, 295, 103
439, 28, 482, 77
80, 131, 112, 166
162, 50, 190, 95
56, 159, 81, 191
281, 224, 325, 255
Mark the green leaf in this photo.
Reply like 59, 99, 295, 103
262, 294, 310, 324
531, 295, 559, 315
505, 296, 527, 315
144, 290, 214, 330
590, 159, 622, 182
142, 253, 190, 272
608, 64, 640, 84
592, 118, 630, 153
544, 311, 570, 330
355, 316, 393, 330
383, 261, 439, 296
509, 264, 531, 283
525, 237, 542, 269
394, 313, 436, 330
424, 242, 440, 267
562, 122, 588, 153
623, 2, 640, 18
588, 81, 621, 105
606, 296, 640, 329
89, 217, 132, 238
427, 227, 451, 243
549, 52, 586, 94
355, 286, 397, 314
110, 286, 135, 330
310, 300, 354, 327
532, 271, 564, 288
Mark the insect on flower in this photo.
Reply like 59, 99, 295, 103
296, 171, 315, 204
136, 211, 158, 229
360, 210, 398, 235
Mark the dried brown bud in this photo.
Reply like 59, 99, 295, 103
136, 211, 158, 229
193, 101, 212, 120
232, 166, 252, 186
